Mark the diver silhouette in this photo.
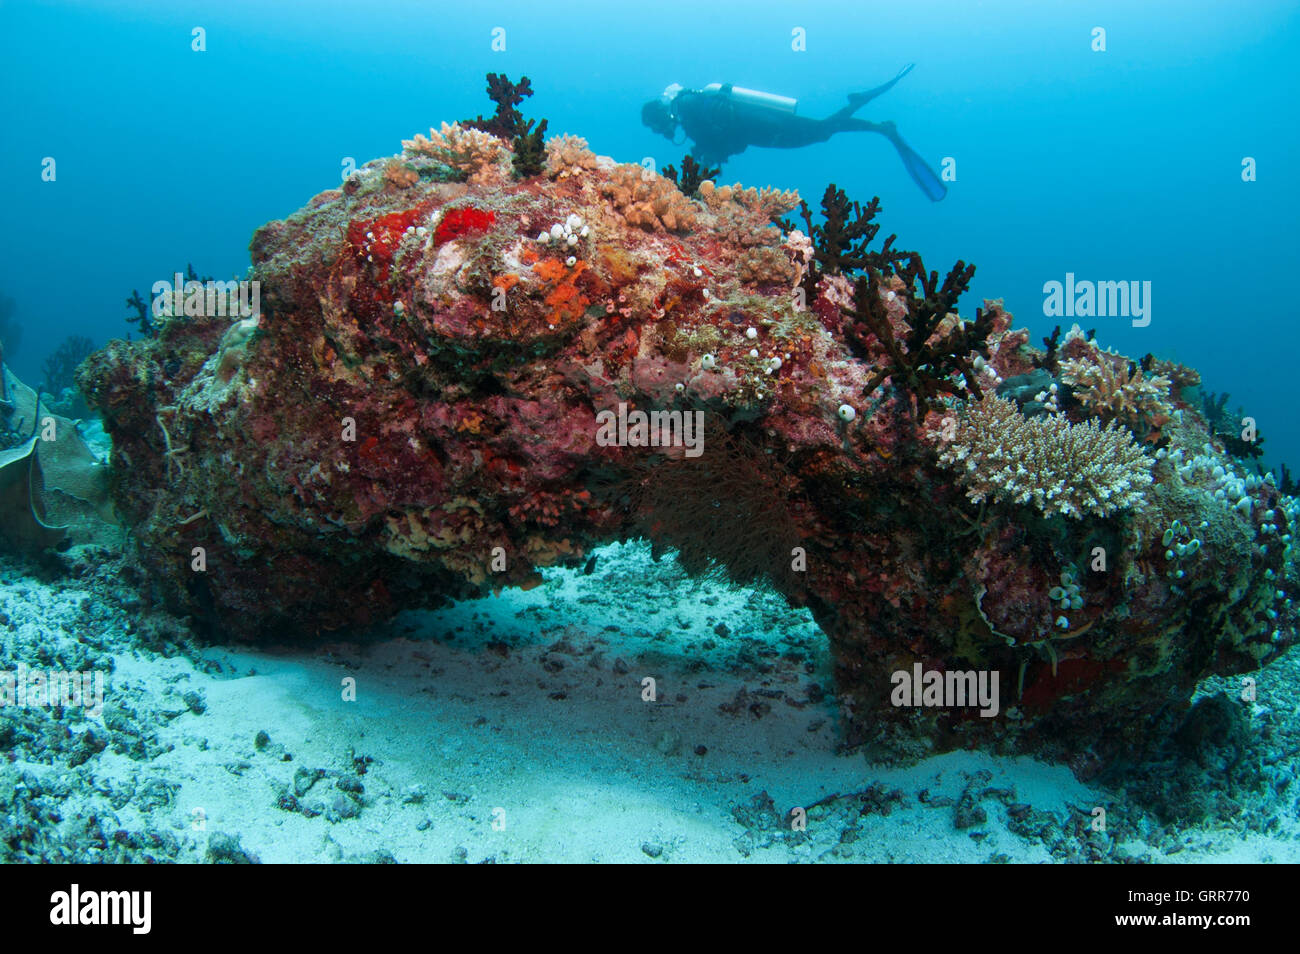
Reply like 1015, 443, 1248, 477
641, 65, 947, 201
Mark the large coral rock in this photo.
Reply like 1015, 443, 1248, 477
79, 141, 1296, 767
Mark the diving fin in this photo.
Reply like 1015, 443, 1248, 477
847, 63, 915, 111
885, 128, 947, 202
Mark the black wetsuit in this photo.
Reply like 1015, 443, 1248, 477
660, 69, 947, 201
671, 85, 869, 166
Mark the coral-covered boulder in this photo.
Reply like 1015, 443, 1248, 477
78, 127, 1297, 767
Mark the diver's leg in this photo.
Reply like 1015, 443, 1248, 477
828, 64, 915, 121
837, 119, 947, 202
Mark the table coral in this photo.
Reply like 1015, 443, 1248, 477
77, 115, 1298, 770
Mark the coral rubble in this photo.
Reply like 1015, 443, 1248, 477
77, 102, 1297, 768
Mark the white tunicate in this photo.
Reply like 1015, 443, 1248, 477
1049, 586, 1065, 601
1056, 616, 1070, 629
1070, 596, 1084, 610
701, 353, 716, 370
537, 231, 550, 243
838, 404, 856, 422
675, 382, 684, 392
566, 256, 577, 267
749, 349, 759, 359
566, 213, 582, 230
580, 225, 590, 237
567, 234, 579, 247
550, 224, 565, 240
746, 327, 758, 339
692, 266, 702, 278
768, 357, 782, 371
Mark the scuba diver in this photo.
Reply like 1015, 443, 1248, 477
641, 65, 947, 201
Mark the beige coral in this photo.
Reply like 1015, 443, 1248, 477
1059, 353, 1171, 425
1149, 358, 1201, 397
934, 394, 1154, 519
737, 246, 797, 287
601, 164, 696, 232
383, 160, 419, 190
696, 179, 800, 247
544, 134, 598, 179
401, 122, 509, 185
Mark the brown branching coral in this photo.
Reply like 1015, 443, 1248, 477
601, 164, 697, 232
661, 155, 719, 198
461, 73, 536, 140
934, 393, 1154, 519
1059, 353, 1172, 428
383, 160, 419, 190
847, 255, 988, 411
544, 134, 598, 179
697, 179, 800, 247
402, 122, 509, 185
1149, 357, 1201, 398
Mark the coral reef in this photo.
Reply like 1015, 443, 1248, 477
933, 393, 1154, 518
76, 108, 1297, 769
601, 164, 697, 232
662, 155, 720, 198
42, 335, 96, 394
402, 122, 509, 186
544, 134, 599, 180
1059, 349, 1172, 435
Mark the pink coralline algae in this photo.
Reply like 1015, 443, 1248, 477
78, 121, 1297, 768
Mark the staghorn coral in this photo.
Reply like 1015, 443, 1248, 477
544, 134, 598, 179
935, 393, 1154, 518
1149, 356, 1201, 398
661, 155, 719, 198
402, 122, 509, 185
1059, 353, 1172, 429
601, 164, 696, 232
697, 179, 800, 247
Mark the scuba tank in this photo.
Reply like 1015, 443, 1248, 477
700, 84, 798, 115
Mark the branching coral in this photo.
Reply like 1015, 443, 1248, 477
601, 165, 697, 232
696, 179, 800, 247
383, 160, 420, 190
41, 335, 96, 394
662, 155, 720, 198
786, 185, 888, 303
935, 393, 1154, 518
544, 134, 598, 179
402, 122, 509, 185
1059, 353, 1172, 429
459, 73, 548, 178
462, 73, 536, 141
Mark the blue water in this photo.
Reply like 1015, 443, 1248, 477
2, 0, 1298, 466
